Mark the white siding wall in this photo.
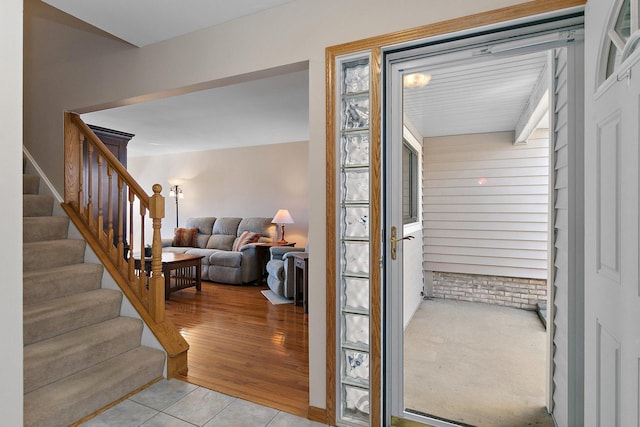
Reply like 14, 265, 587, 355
551, 44, 584, 427
423, 131, 549, 279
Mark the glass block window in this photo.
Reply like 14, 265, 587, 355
602, 0, 639, 81
336, 53, 371, 426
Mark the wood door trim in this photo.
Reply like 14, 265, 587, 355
324, 1, 586, 424
369, 46, 382, 427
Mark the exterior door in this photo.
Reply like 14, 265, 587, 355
384, 15, 584, 427
584, 0, 640, 425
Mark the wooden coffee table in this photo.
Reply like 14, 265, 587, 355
134, 252, 203, 300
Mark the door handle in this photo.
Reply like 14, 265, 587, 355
391, 226, 415, 260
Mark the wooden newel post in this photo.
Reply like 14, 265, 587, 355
63, 112, 81, 209
149, 184, 165, 322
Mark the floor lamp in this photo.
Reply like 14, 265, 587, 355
168, 179, 184, 228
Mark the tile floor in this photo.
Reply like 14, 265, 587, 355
80, 379, 328, 427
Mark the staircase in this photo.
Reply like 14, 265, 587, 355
23, 167, 165, 426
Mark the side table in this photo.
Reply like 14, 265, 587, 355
291, 252, 309, 313
253, 242, 295, 285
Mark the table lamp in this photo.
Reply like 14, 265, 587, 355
272, 209, 294, 244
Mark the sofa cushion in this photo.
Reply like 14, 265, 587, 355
237, 217, 277, 243
185, 217, 216, 234
213, 217, 242, 235
232, 231, 261, 251
184, 248, 217, 266
172, 227, 197, 247
209, 251, 242, 268
185, 217, 216, 248
206, 234, 236, 251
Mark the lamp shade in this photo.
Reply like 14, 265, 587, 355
272, 209, 294, 224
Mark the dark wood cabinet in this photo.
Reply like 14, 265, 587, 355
87, 124, 134, 248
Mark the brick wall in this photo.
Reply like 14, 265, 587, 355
431, 272, 547, 310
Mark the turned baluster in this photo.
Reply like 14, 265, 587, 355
148, 184, 165, 322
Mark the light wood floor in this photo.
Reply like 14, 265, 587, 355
164, 281, 309, 418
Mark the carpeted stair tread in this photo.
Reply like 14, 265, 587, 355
23, 174, 40, 195
23, 216, 69, 243
24, 289, 122, 345
21, 167, 168, 426
23, 239, 86, 271
23, 193, 54, 217
24, 346, 165, 427
24, 317, 144, 394
23, 264, 103, 305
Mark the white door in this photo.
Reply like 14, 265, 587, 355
584, 1, 640, 426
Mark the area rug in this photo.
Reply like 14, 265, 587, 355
261, 290, 293, 305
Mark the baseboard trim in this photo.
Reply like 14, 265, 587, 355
308, 405, 329, 424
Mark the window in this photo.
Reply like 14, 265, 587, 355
603, 0, 639, 81
402, 140, 419, 224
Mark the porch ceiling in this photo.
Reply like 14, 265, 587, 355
403, 50, 550, 138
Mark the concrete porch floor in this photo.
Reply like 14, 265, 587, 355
404, 298, 552, 427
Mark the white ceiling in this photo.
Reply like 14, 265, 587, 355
53, 1, 549, 156
82, 70, 310, 158
42, 0, 297, 47
403, 51, 549, 138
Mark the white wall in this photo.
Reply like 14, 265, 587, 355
127, 141, 309, 247
1, 0, 23, 424
423, 131, 549, 279
23, 0, 530, 409
551, 43, 584, 427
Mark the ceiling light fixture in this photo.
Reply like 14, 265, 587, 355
403, 73, 432, 88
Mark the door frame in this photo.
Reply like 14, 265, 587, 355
325, 0, 586, 425
383, 29, 581, 425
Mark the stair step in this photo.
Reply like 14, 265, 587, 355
23, 264, 103, 305
23, 194, 54, 217
537, 302, 547, 329
24, 317, 144, 394
24, 289, 122, 345
24, 346, 165, 427
23, 216, 69, 243
23, 174, 40, 195
21, 161, 169, 426
23, 239, 86, 271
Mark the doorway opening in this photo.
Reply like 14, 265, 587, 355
383, 13, 584, 427
403, 55, 552, 427
79, 66, 312, 418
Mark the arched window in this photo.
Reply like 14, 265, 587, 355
602, 0, 640, 81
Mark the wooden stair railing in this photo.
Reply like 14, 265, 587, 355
62, 111, 188, 376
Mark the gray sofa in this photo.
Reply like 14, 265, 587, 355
162, 217, 276, 285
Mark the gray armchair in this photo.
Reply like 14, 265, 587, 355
266, 246, 306, 298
